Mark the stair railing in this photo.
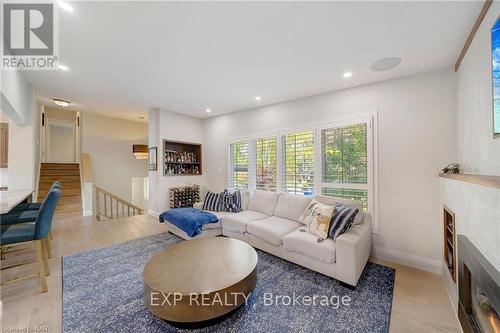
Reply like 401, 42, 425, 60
94, 185, 144, 221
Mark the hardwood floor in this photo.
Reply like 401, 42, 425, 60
0, 214, 461, 332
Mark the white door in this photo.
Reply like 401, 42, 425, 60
45, 120, 76, 163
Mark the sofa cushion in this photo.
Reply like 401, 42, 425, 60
241, 190, 251, 210
247, 190, 279, 216
247, 216, 302, 246
274, 193, 312, 222
283, 228, 336, 264
220, 210, 268, 233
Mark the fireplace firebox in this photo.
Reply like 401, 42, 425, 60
458, 235, 500, 333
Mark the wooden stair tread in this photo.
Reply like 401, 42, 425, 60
37, 196, 81, 204
40, 169, 80, 176
40, 175, 81, 182
41, 163, 79, 170
39, 188, 81, 196
38, 181, 81, 190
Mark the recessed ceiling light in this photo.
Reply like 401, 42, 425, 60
343, 72, 352, 78
58, 64, 69, 71
53, 99, 70, 107
58, 1, 74, 12
371, 57, 402, 71
254, 96, 262, 101
205, 108, 212, 113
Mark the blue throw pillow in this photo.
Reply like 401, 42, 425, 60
328, 204, 359, 240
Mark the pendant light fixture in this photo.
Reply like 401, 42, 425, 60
133, 118, 148, 160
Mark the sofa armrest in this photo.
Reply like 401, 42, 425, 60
193, 202, 204, 209
335, 220, 372, 286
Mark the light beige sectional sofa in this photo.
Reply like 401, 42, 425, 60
164, 189, 372, 287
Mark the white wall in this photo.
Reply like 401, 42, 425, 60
203, 68, 457, 272
6, 82, 36, 190
457, 2, 500, 176
82, 112, 148, 203
148, 109, 205, 216
1, 70, 32, 124
0, 168, 8, 188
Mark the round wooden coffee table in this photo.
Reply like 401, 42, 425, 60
143, 237, 258, 323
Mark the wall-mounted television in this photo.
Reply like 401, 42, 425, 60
492, 16, 500, 137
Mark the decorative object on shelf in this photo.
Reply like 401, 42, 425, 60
163, 140, 202, 176
491, 16, 500, 137
169, 184, 200, 208
148, 147, 157, 171
442, 163, 460, 174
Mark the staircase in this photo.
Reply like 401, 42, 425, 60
38, 163, 82, 218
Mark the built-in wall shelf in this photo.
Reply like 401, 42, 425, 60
443, 205, 456, 283
439, 173, 500, 189
163, 140, 202, 176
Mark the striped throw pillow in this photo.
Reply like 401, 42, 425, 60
328, 204, 359, 240
202, 191, 223, 212
221, 189, 243, 213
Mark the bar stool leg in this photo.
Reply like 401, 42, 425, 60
43, 237, 52, 259
34, 240, 48, 293
41, 239, 50, 276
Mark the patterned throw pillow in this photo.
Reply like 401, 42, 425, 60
328, 204, 359, 240
304, 200, 335, 240
221, 189, 243, 213
202, 191, 223, 212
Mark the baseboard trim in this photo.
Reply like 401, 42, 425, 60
147, 210, 159, 218
372, 246, 442, 274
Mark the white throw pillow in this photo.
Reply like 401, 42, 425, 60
303, 200, 335, 240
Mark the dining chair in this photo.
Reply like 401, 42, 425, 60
0, 188, 61, 293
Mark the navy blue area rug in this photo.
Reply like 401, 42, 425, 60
62, 233, 395, 333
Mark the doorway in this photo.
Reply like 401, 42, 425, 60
41, 107, 79, 163
45, 119, 76, 162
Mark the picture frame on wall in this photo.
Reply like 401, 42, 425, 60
492, 15, 500, 138
149, 147, 158, 171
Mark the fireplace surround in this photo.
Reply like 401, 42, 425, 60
458, 235, 500, 333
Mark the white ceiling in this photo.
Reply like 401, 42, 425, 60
23, 1, 481, 121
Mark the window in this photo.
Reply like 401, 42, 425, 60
321, 122, 369, 211
254, 137, 277, 191
281, 131, 314, 195
229, 141, 249, 190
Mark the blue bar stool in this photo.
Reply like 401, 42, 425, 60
0, 188, 61, 293
0, 182, 61, 259
11, 182, 61, 212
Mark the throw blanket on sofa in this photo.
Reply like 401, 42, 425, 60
159, 208, 219, 237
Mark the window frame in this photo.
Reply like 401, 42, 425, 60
316, 111, 378, 233
226, 110, 378, 233
253, 136, 279, 191
279, 128, 316, 195
227, 138, 250, 190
